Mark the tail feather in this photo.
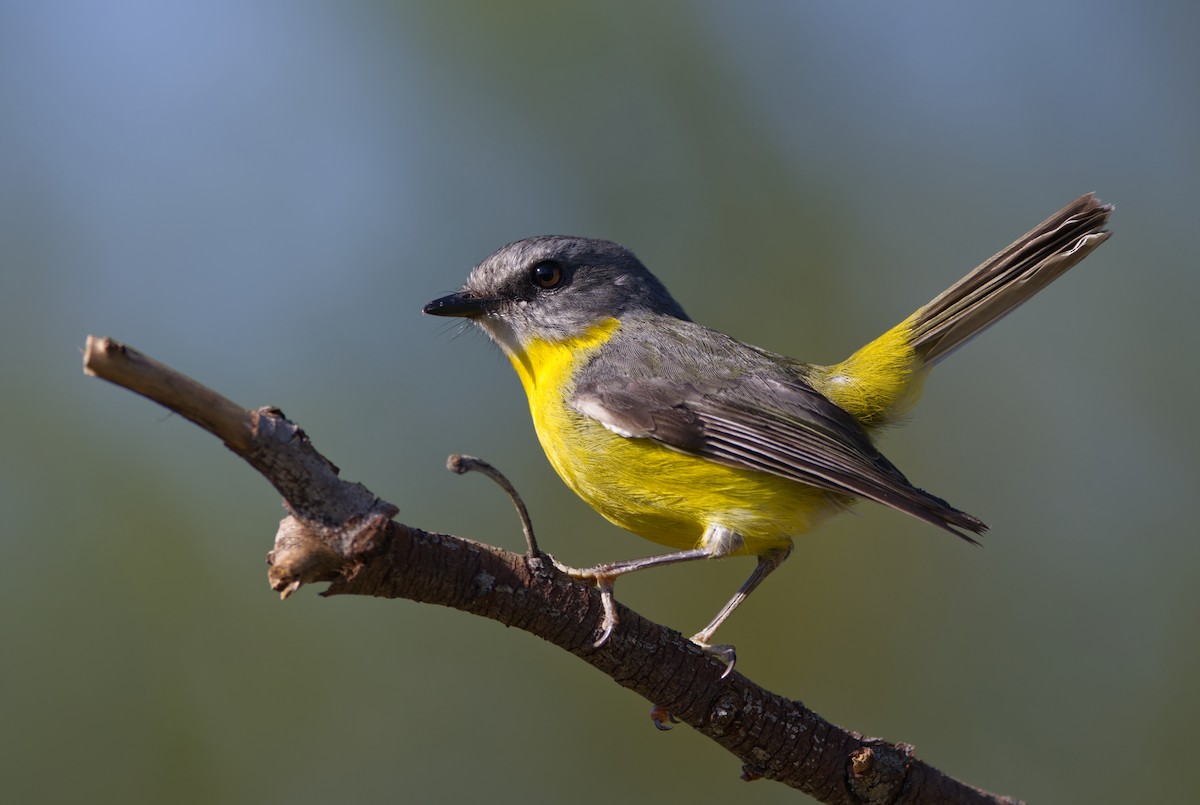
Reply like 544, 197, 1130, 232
816, 194, 1113, 430
910, 193, 1113, 365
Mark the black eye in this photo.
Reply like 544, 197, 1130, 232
531, 260, 564, 290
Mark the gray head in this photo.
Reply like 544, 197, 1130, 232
424, 236, 688, 354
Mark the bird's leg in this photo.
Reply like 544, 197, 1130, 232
555, 548, 715, 647
556, 527, 792, 680
647, 535, 793, 729
690, 541, 793, 678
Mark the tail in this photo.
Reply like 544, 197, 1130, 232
908, 193, 1113, 365
816, 194, 1113, 428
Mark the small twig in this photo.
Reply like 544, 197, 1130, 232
83, 335, 253, 451
446, 453, 541, 559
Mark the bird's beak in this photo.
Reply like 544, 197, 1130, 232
422, 291, 494, 318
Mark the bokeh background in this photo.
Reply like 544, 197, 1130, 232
3, 2, 1197, 803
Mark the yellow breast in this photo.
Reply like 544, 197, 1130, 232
508, 319, 838, 554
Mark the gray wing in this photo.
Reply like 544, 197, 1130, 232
572, 321, 985, 542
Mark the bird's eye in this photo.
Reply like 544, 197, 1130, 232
531, 260, 564, 290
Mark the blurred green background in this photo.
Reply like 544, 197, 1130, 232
3, 2, 1197, 803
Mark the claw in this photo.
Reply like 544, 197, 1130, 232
691, 638, 737, 679
593, 581, 618, 647
649, 704, 680, 731
550, 560, 622, 647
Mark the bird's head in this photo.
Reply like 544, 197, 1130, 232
424, 236, 688, 354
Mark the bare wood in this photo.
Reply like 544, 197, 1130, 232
83, 334, 1024, 805
84, 335, 254, 451
83, 335, 398, 589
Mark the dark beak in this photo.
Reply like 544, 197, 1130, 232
422, 291, 493, 318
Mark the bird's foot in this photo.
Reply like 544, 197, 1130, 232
689, 635, 737, 679
553, 561, 620, 648
649, 704, 680, 731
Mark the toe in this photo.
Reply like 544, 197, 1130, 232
690, 638, 737, 678
592, 582, 619, 647
649, 704, 679, 731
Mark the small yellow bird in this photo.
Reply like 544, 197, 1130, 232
425, 194, 1112, 669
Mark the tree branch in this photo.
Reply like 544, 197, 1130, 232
83, 335, 1023, 805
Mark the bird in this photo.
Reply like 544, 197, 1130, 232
424, 194, 1112, 672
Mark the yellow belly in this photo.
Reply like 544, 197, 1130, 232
508, 320, 845, 554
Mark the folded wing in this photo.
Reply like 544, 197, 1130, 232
572, 335, 985, 542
